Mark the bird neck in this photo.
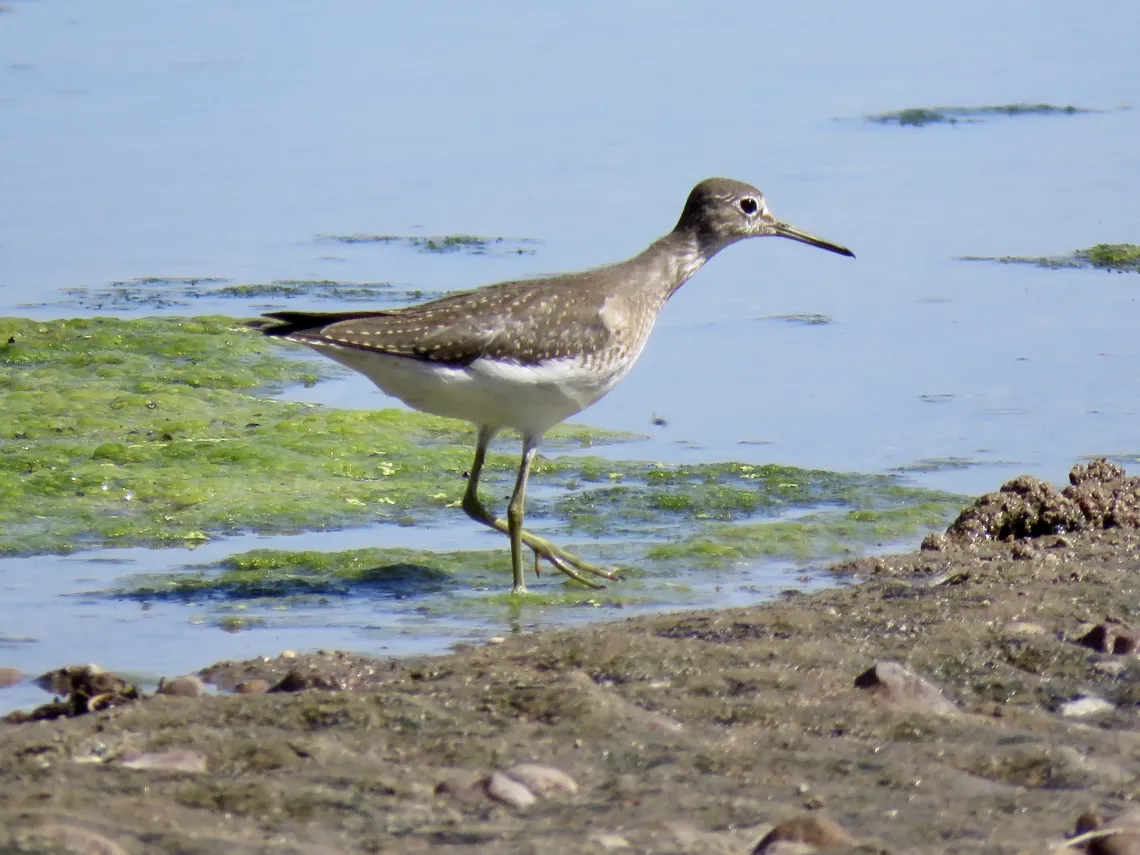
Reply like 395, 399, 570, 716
625, 226, 733, 305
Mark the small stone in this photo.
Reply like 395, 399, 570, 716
234, 679, 270, 695
1114, 634, 1140, 655
589, 832, 633, 851
1059, 696, 1115, 718
752, 814, 858, 854
88, 692, 118, 712
156, 675, 204, 697
116, 748, 207, 773
280, 649, 298, 659
487, 636, 506, 645
1078, 619, 1140, 655
0, 667, 25, 688
504, 762, 578, 796
485, 770, 537, 809
854, 660, 957, 715
1074, 808, 1140, 855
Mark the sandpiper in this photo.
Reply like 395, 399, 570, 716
257, 178, 854, 593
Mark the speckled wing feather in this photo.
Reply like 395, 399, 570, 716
258, 277, 615, 367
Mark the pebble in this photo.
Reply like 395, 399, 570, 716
751, 814, 858, 854
0, 666, 25, 688
504, 762, 578, 796
854, 660, 957, 715
1059, 696, 1115, 718
485, 770, 536, 809
589, 832, 632, 850
234, 679, 271, 695
116, 748, 207, 773
1078, 619, 1140, 655
156, 675, 204, 697
1074, 809, 1140, 855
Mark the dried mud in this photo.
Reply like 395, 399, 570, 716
5, 464, 1140, 853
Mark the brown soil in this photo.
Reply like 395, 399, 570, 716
4, 463, 1140, 854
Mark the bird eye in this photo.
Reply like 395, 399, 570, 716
739, 197, 759, 215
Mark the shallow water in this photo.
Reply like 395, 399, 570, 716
1, 0, 1138, 705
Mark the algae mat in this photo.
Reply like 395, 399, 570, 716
0, 316, 965, 595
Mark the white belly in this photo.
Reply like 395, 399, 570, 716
307, 342, 639, 435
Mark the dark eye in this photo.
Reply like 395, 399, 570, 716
739, 197, 759, 215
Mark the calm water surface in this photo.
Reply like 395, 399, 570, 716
1, 0, 1138, 706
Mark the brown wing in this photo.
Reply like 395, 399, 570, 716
256, 277, 615, 367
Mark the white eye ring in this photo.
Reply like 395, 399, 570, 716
739, 197, 759, 216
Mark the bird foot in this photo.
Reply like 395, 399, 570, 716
524, 537, 619, 589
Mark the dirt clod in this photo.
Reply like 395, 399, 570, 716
7, 665, 140, 723
945, 460, 1140, 543
752, 814, 859, 854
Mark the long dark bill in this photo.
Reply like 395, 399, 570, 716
773, 221, 855, 258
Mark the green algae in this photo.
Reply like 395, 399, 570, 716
121, 548, 470, 599
52, 279, 441, 312
317, 234, 540, 256
111, 492, 964, 607
118, 547, 650, 608
891, 457, 980, 474
0, 315, 636, 555
960, 243, 1140, 273
867, 104, 1104, 127
3, 315, 967, 605
555, 461, 954, 538
1080, 243, 1140, 271
646, 502, 961, 568
757, 313, 832, 326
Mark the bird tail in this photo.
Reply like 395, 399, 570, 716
248, 311, 393, 337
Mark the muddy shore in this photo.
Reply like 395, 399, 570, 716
4, 465, 1140, 854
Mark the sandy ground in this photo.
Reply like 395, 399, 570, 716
3, 463, 1140, 854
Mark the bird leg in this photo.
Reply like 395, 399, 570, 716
461, 427, 619, 592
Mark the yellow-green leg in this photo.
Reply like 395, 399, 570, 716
461, 426, 619, 592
